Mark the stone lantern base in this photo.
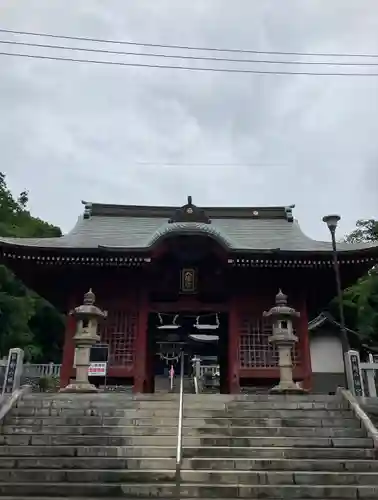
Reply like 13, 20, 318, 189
60, 382, 98, 393
270, 380, 308, 394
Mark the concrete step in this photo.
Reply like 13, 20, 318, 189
4, 415, 362, 428
3, 456, 378, 472
225, 402, 348, 410
16, 400, 347, 410
0, 433, 372, 448
183, 457, 378, 472
2, 468, 378, 485
0, 481, 376, 498
1, 425, 177, 436
0, 424, 366, 438
0, 445, 375, 459
0, 445, 175, 458
22, 393, 340, 401
9, 407, 353, 418
183, 446, 377, 460
0, 457, 176, 470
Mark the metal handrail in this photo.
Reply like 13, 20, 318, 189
175, 351, 185, 499
193, 375, 199, 394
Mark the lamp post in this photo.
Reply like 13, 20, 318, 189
322, 214, 349, 355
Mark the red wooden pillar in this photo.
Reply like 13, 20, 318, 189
133, 290, 149, 393
228, 297, 240, 394
60, 300, 77, 389
299, 297, 312, 391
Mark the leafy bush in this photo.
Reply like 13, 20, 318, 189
38, 375, 59, 392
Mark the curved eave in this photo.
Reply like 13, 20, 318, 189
231, 245, 378, 259
1, 246, 377, 273
1, 240, 378, 258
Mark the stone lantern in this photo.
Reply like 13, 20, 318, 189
61, 289, 107, 393
263, 290, 306, 394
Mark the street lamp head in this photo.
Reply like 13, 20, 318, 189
322, 214, 341, 232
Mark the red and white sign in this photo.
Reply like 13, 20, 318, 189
88, 362, 107, 377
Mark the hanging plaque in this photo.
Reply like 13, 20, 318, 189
180, 268, 197, 294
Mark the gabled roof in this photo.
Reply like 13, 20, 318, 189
308, 312, 360, 337
0, 198, 377, 257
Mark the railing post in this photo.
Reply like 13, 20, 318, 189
359, 353, 378, 399
175, 351, 185, 500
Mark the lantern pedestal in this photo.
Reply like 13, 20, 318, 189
61, 383, 98, 393
60, 336, 99, 393
269, 335, 307, 394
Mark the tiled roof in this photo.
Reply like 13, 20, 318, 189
308, 312, 360, 338
0, 201, 377, 255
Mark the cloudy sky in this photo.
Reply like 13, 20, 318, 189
1, 0, 377, 241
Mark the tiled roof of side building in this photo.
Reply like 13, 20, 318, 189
0, 200, 377, 255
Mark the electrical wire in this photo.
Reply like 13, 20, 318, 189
1, 27, 378, 59
2, 51, 378, 76
2, 39, 378, 66
135, 162, 282, 166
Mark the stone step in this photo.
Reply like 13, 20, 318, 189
16, 400, 347, 410
0, 457, 176, 470
1, 425, 177, 436
0, 424, 365, 438
3, 456, 378, 473
22, 393, 340, 401
9, 407, 353, 418
0, 445, 174, 458
225, 402, 348, 410
0, 481, 376, 498
0, 498, 372, 500
2, 468, 378, 485
183, 446, 377, 460
184, 457, 378, 472
0, 433, 371, 448
0, 445, 375, 459
4, 415, 362, 428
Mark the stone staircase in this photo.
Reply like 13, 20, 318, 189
154, 375, 193, 393
0, 392, 377, 498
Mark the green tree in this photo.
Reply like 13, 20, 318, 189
0, 172, 64, 361
344, 219, 378, 244
334, 218, 378, 347
0, 172, 61, 238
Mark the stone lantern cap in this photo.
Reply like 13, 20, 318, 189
70, 289, 107, 320
263, 289, 300, 320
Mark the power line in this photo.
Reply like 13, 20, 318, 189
1, 27, 378, 59
135, 162, 283, 166
2, 39, 378, 67
2, 50, 378, 76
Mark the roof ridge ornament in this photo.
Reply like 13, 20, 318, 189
82, 200, 93, 219
168, 195, 211, 224
285, 205, 295, 222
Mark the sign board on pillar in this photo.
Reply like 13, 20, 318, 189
88, 362, 107, 377
1, 348, 24, 395
345, 350, 364, 397
88, 344, 109, 377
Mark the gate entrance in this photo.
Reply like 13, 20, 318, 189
146, 311, 229, 393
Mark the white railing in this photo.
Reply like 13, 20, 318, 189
199, 364, 219, 378
196, 356, 219, 378
22, 363, 61, 378
360, 354, 378, 398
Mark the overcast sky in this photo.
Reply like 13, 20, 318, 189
1, 0, 377, 241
